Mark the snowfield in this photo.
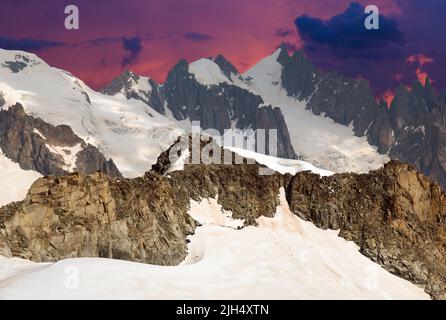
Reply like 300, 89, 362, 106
0, 189, 429, 300
0, 152, 41, 206
189, 58, 229, 86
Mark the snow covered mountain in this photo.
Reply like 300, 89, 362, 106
241, 48, 389, 173
102, 44, 446, 189
0, 50, 182, 178
104, 47, 389, 174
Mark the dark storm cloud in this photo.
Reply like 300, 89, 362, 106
121, 36, 143, 67
275, 28, 294, 38
295, 2, 405, 60
183, 32, 213, 42
292, 2, 430, 96
0, 36, 64, 51
82, 37, 122, 46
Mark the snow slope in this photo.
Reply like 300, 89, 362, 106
0, 152, 41, 206
188, 58, 229, 86
227, 146, 333, 176
240, 49, 389, 173
0, 189, 429, 300
0, 50, 182, 178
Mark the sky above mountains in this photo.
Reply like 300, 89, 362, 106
0, 0, 444, 102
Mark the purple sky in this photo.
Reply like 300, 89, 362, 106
0, 0, 444, 103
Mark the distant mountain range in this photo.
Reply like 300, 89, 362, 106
102, 43, 446, 189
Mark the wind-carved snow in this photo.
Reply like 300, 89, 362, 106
166, 149, 190, 174
227, 147, 333, 176
241, 48, 389, 174
0, 152, 41, 206
32, 128, 46, 140
189, 58, 230, 86
0, 49, 182, 178
0, 189, 429, 299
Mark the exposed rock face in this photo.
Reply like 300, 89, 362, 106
287, 161, 446, 299
100, 71, 165, 115
278, 44, 378, 137
0, 172, 196, 265
0, 92, 5, 107
1, 53, 40, 73
213, 54, 238, 78
277, 45, 446, 190
163, 59, 297, 159
0, 143, 286, 265
0, 103, 122, 177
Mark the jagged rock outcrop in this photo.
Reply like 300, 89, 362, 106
213, 54, 238, 78
277, 44, 378, 137
276, 45, 446, 190
0, 141, 286, 265
101, 71, 165, 115
0, 103, 122, 177
163, 59, 297, 159
0, 172, 196, 265
287, 161, 446, 299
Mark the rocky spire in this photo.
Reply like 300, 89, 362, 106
213, 54, 239, 78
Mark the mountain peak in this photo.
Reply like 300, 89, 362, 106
277, 42, 290, 57
213, 54, 238, 78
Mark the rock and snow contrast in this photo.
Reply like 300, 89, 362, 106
0, 189, 428, 300
0, 47, 446, 300
0, 152, 41, 206
0, 50, 182, 178
241, 49, 389, 173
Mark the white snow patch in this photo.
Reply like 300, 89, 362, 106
166, 149, 190, 173
188, 197, 244, 230
189, 58, 229, 86
32, 128, 46, 140
45, 143, 83, 171
0, 152, 41, 206
227, 146, 333, 176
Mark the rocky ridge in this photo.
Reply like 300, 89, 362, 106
0, 103, 122, 177
0, 138, 446, 298
276, 44, 446, 189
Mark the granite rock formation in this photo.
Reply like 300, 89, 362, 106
0, 103, 122, 177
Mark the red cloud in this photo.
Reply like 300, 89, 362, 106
383, 90, 394, 107
407, 54, 434, 86
407, 54, 434, 66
